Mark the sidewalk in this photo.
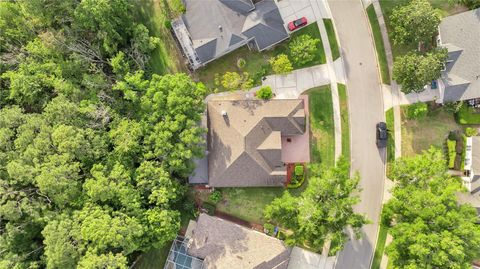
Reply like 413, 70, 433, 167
371, 0, 401, 159
371, 2, 398, 268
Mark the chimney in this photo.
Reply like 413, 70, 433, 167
218, 25, 223, 32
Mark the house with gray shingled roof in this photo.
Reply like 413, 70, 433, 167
437, 8, 480, 103
205, 98, 307, 187
172, 0, 289, 69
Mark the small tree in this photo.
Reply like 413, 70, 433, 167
221, 72, 242, 91
264, 157, 368, 253
269, 54, 293, 74
256, 86, 273, 100
390, 0, 441, 47
393, 48, 448, 94
289, 34, 320, 66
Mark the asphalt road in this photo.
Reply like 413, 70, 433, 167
326, 0, 386, 268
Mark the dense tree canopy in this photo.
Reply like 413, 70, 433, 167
0, 0, 205, 268
383, 148, 480, 268
393, 48, 448, 93
264, 158, 368, 254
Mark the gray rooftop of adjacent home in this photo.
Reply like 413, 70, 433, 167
187, 214, 291, 269
180, 0, 288, 64
439, 8, 480, 102
207, 99, 306, 187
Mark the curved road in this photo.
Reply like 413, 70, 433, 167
327, 0, 386, 268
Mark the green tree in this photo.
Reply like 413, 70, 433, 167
264, 157, 368, 253
384, 148, 480, 268
221, 71, 243, 91
74, 0, 133, 55
270, 54, 293, 74
390, 0, 441, 46
77, 251, 128, 269
393, 49, 448, 94
288, 34, 320, 66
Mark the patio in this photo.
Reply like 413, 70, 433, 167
281, 95, 311, 163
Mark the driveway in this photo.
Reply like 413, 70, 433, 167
326, 0, 386, 268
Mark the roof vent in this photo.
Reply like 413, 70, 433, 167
218, 25, 223, 32
221, 110, 227, 116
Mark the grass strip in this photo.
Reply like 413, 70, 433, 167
323, 19, 340, 60
366, 4, 390, 84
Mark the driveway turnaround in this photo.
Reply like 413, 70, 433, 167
327, 0, 386, 268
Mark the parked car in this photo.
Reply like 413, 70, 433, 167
288, 17, 307, 31
376, 122, 388, 148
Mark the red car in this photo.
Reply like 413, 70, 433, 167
288, 17, 308, 31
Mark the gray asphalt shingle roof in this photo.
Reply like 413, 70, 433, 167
179, 0, 288, 65
439, 8, 480, 102
207, 99, 306, 187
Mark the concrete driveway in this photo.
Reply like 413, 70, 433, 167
276, 0, 317, 25
326, 0, 386, 268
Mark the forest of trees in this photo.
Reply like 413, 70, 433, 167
0, 0, 206, 268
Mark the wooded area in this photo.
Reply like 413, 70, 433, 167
0, 0, 205, 267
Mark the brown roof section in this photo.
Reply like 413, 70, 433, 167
207, 99, 306, 187
187, 214, 291, 269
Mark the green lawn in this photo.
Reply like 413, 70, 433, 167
135, 0, 185, 74
323, 19, 340, 60
378, 0, 467, 59
195, 23, 326, 91
366, 4, 390, 85
455, 105, 480, 125
307, 86, 335, 167
215, 188, 285, 223
401, 105, 460, 157
372, 225, 389, 269
134, 244, 171, 269
338, 84, 350, 160
386, 108, 395, 163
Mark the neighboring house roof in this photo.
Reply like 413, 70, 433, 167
439, 8, 480, 102
178, 0, 288, 66
187, 214, 291, 269
207, 99, 306, 187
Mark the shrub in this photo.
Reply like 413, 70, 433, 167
264, 223, 274, 235
256, 86, 273, 100
221, 72, 242, 91
164, 20, 172, 29
269, 54, 293, 74
448, 130, 459, 141
240, 72, 253, 90
465, 127, 478, 137
443, 101, 463, 113
446, 139, 456, 169
209, 190, 222, 204
289, 34, 320, 66
406, 102, 428, 119
294, 165, 304, 176
202, 202, 216, 215
237, 58, 246, 69
277, 230, 286, 240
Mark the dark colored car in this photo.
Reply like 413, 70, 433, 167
288, 17, 308, 31
376, 122, 388, 148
